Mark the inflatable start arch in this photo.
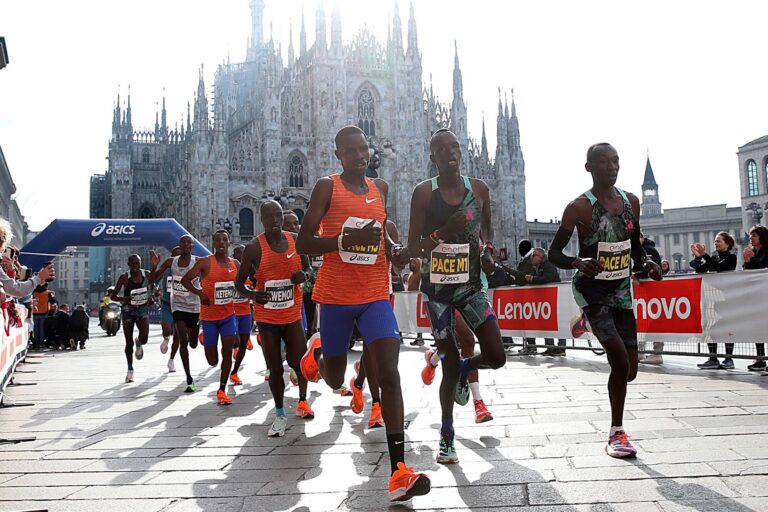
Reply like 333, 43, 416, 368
19, 219, 211, 269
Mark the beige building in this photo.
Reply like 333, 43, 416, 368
50, 246, 90, 307
737, 135, 768, 232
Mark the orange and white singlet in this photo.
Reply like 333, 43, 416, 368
312, 174, 390, 305
253, 232, 304, 324
200, 255, 237, 321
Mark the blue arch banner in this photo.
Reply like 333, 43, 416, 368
20, 219, 211, 269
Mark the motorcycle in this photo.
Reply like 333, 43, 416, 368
100, 302, 121, 336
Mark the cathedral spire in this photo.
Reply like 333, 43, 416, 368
161, 88, 167, 140
249, 0, 265, 51
315, 0, 327, 53
392, 1, 403, 57
194, 65, 209, 132
496, 88, 508, 157
481, 114, 488, 160
641, 154, 661, 216
452, 40, 463, 101
406, 1, 419, 59
186, 101, 192, 134
112, 85, 121, 140
126, 84, 132, 133
507, 88, 522, 157
288, 18, 295, 65
300, 3, 307, 56
331, 2, 342, 54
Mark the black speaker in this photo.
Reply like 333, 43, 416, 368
0, 37, 8, 69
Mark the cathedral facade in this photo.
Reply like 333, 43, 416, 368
93, 0, 527, 269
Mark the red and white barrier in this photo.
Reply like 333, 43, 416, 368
392, 269, 768, 344
0, 304, 29, 394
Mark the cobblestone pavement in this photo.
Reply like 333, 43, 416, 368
1, 321, 767, 511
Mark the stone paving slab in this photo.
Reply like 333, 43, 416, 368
1, 322, 767, 511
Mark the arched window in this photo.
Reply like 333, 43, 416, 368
289, 154, 306, 187
239, 208, 254, 237
142, 147, 150, 164
747, 160, 759, 196
357, 88, 376, 137
138, 203, 155, 219
293, 208, 305, 223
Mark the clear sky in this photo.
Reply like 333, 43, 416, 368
1, 0, 767, 232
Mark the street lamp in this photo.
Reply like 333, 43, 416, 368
745, 202, 766, 226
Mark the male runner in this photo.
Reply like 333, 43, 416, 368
230, 244, 254, 386
548, 142, 662, 458
111, 254, 154, 383
153, 247, 180, 372
406, 128, 505, 464
236, 200, 314, 437
150, 236, 201, 393
297, 125, 430, 502
181, 230, 239, 405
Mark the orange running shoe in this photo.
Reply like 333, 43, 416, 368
216, 390, 232, 405
388, 462, 431, 502
229, 373, 243, 386
247, 338, 254, 350
421, 350, 437, 386
296, 400, 315, 419
350, 377, 364, 414
300, 333, 322, 383
473, 399, 493, 423
198, 332, 205, 345
367, 402, 385, 429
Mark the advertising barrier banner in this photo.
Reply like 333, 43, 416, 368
0, 305, 29, 394
391, 270, 768, 344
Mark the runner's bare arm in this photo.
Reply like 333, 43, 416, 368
291, 233, 311, 272
627, 193, 662, 280
373, 179, 398, 257
149, 257, 173, 285
234, 243, 272, 302
406, 182, 440, 258
111, 274, 127, 304
296, 178, 338, 255
549, 200, 583, 270
180, 258, 209, 302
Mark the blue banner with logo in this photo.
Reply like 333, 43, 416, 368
20, 219, 211, 270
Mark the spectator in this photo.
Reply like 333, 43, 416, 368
68, 304, 89, 350
691, 232, 737, 369
51, 304, 71, 350
32, 285, 54, 349
526, 248, 566, 356
0, 218, 55, 298
661, 259, 671, 275
636, 233, 665, 365
514, 239, 538, 354
743, 225, 768, 371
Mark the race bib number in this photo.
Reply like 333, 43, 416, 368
130, 287, 149, 306
264, 279, 295, 310
171, 276, 189, 298
596, 240, 631, 280
310, 255, 324, 269
214, 281, 235, 305
339, 217, 380, 265
430, 243, 470, 284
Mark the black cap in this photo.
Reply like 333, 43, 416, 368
518, 239, 532, 257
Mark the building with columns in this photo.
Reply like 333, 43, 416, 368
90, 0, 528, 275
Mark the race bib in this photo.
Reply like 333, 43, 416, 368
171, 276, 189, 298
596, 240, 631, 280
430, 243, 470, 284
264, 279, 295, 310
214, 281, 235, 305
339, 217, 380, 265
130, 287, 149, 306
310, 255, 324, 269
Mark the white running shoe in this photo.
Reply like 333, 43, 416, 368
167, 359, 176, 373
267, 415, 287, 437
135, 341, 144, 360
125, 370, 134, 383
160, 337, 169, 354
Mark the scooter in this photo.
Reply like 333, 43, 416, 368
101, 302, 121, 336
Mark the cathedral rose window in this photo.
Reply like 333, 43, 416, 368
357, 89, 376, 137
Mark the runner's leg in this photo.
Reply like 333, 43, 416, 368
175, 320, 193, 385
123, 319, 135, 369
261, 328, 286, 409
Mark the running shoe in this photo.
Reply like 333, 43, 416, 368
167, 359, 176, 373
367, 402, 385, 429
300, 333, 322, 383
184, 383, 196, 393
421, 350, 437, 386
747, 360, 766, 371
336, 384, 353, 397
454, 379, 470, 406
474, 399, 493, 423
720, 358, 735, 370
436, 435, 459, 464
198, 332, 205, 346
247, 338, 254, 350
289, 368, 299, 386
229, 373, 242, 385
350, 377, 365, 414
605, 431, 637, 458
296, 400, 315, 419
160, 337, 169, 354
268, 415, 287, 437
134, 340, 144, 360
125, 370, 134, 383
698, 358, 720, 369
570, 312, 590, 338
265, 369, 271, 381
388, 462, 431, 502
216, 390, 233, 406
